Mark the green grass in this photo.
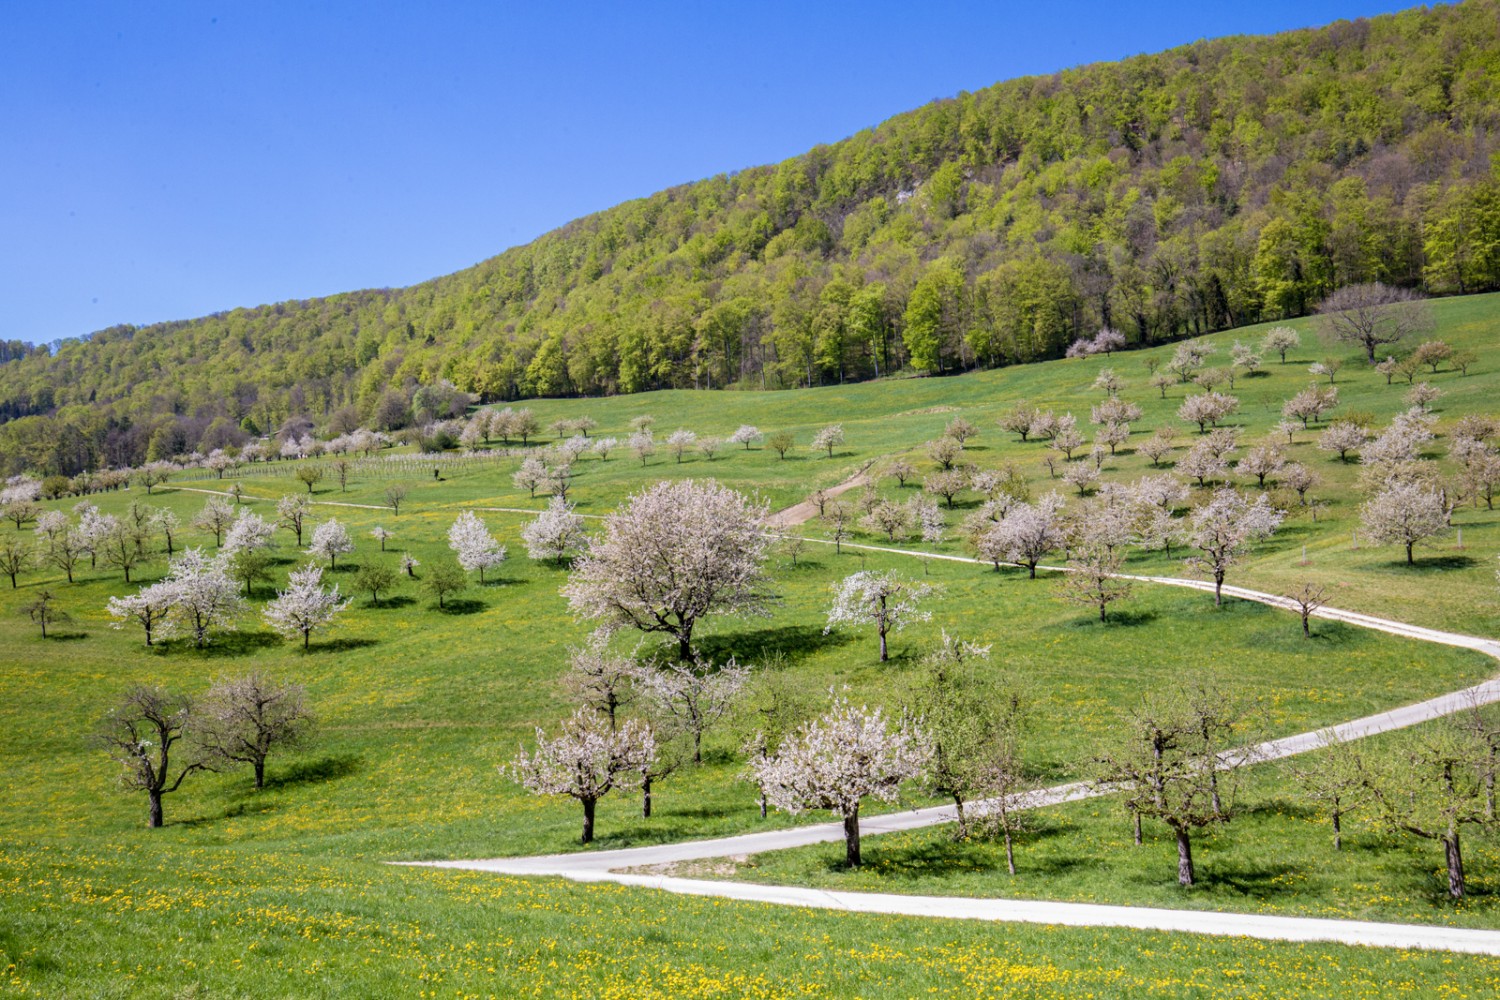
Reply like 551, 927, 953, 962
7, 292, 1500, 995
720, 735, 1500, 931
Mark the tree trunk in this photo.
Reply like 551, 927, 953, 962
759, 789, 767, 820
878, 629, 889, 662
1004, 828, 1016, 876
254, 759, 265, 790
148, 791, 164, 828
581, 797, 596, 844
952, 795, 967, 838
1445, 833, 1465, 900
1099, 602, 1108, 623
642, 775, 652, 818
1175, 828, 1195, 886
1332, 808, 1342, 851
677, 628, 693, 661
843, 808, 862, 867
1133, 811, 1142, 846
1028, 562, 1037, 579
1406, 541, 1414, 565
303, 631, 310, 650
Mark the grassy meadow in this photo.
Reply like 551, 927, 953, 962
4, 292, 1500, 995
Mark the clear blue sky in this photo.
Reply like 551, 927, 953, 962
2, 1, 1423, 345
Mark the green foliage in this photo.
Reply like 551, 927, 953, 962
7, 2, 1500, 476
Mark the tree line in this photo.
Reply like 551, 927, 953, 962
5, 1, 1500, 476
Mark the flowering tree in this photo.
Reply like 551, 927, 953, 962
1178, 391, 1238, 433
159, 549, 245, 647
512, 455, 549, 497
193, 672, 313, 788
729, 425, 762, 450
192, 497, 235, 547
632, 652, 750, 763
1184, 488, 1283, 605
1236, 443, 1285, 488
977, 495, 1067, 578
750, 694, 932, 866
447, 511, 506, 581
510, 709, 656, 843
276, 494, 312, 545
520, 496, 587, 563
825, 571, 934, 662
629, 429, 656, 466
1361, 480, 1449, 564
1059, 544, 1133, 622
565, 479, 773, 659
666, 429, 697, 463
222, 509, 276, 555
262, 565, 350, 649
1318, 421, 1370, 462
811, 424, 845, 458
1261, 326, 1300, 362
305, 519, 354, 569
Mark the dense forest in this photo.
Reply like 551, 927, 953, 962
4, 0, 1500, 475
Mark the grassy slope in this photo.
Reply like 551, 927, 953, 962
5, 294, 1500, 995
725, 737, 1500, 930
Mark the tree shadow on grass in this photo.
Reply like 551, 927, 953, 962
1061, 609, 1158, 629
696, 624, 848, 666
1372, 554, 1477, 572
370, 595, 416, 610
436, 598, 487, 616
309, 637, 379, 654
1303, 619, 1360, 645
43, 631, 89, 642
264, 753, 360, 789
180, 630, 284, 657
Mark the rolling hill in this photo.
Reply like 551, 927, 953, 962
3, 0, 1500, 478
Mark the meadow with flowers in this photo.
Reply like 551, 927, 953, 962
4, 294, 1500, 995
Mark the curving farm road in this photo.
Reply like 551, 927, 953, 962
408, 537, 1500, 956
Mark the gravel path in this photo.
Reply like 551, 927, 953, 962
408, 540, 1500, 955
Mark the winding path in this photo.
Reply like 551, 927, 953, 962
408, 539, 1500, 955
171, 481, 1500, 950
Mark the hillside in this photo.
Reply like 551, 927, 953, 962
5, 290, 1500, 994
4, 0, 1500, 477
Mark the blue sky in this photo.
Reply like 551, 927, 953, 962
2, 1, 1422, 344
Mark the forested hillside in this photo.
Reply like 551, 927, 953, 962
4, 0, 1500, 475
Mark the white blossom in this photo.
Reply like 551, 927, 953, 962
306, 518, 355, 569
222, 509, 276, 555
565, 479, 773, 658
448, 510, 507, 581
106, 583, 176, 646
1361, 480, 1449, 564
825, 571, 934, 662
520, 496, 587, 563
261, 564, 350, 648
1184, 488, 1283, 605
749, 694, 932, 866
509, 708, 656, 844
729, 425, 762, 449
157, 548, 245, 647
811, 424, 845, 457
976, 494, 1067, 577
